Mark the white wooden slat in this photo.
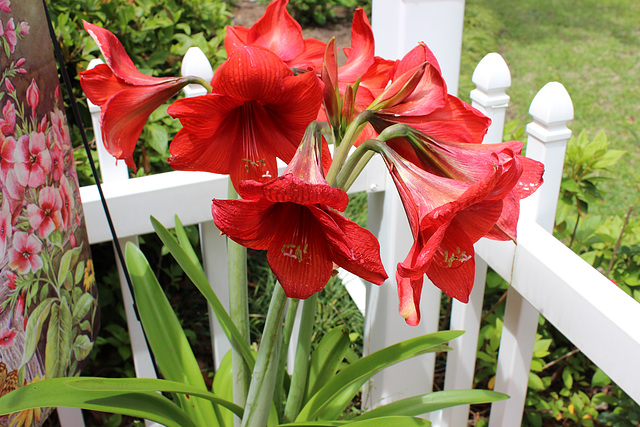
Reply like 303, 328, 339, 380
490, 82, 574, 427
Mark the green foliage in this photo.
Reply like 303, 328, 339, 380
47, 0, 230, 179
275, 0, 368, 27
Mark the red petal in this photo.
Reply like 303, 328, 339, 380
266, 204, 333, 299
338, 9, 375, 83
240, 175, 348, 212
246, 0, 305, 63
100, 80, 186, 166
211, 198, 276, 249
314, 207, 387, 285
80, 64, 129, 106
83, 21, 173, 86
396, 264, 424, 326
224, 25, 250, 56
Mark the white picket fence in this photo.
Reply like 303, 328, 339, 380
55, 2, 640, 426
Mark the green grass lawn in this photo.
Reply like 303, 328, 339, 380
459, 0, 640, 218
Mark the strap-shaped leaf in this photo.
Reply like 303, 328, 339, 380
0, 377, 196, 427
296, 331, 463, 421
344, 416, 431, 426
353, 389, 509, 420
150, 215, 255, 371
125, 243, 217, 425
305, 327, 351, 400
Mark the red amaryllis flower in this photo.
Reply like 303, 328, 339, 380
378, 144, 522, 325
369, 43, 490, 145
386, 128, 544, 241
167, 45, 323, 189
79, 21, 189, 170
225, 0, 326, 72
212, 124, 387, 299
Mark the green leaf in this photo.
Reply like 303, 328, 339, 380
0, 377, 196, 427
74, 260, 85, 285
57, 250, 73, 289
150, 216, 255, 371
72, 293, 95, 324
306, 327, 351, 400
125, 243, 217, 426
212, 351, 236, 427
562, 367, 573, 390
146, 122, 169, 155
21, 298, 56, 367
45, 298, 73, 378
345, 416, 431, 426
174, 215, 201, 268
354, 390, 509, 420
528, 372, 545, 391
296, 331, 462, 421
591, 368, 611, 387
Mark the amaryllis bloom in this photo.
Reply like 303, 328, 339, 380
27, 186, 63, 238
369, 43, 491, 145
0, 328, 17, 348
80, 21, 190, 170
386, 128, 544, 241
14, 132, 51, 188
212, 124, 387, 299
225, 0, 326, 72
168, 45, 323, 189
8, 231, 43, 275
26, 78, 39, 119
378, 144, 522, 325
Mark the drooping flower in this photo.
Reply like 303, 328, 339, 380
167, 45, 323, 189
79, 21, 190, 170
0, 133, 16, 180
58, 175, 75, 230
25, 78, 39, 119
225, 0, 326, 72
369, 43, 491, 145
19, 21, 29, 35
378, 144, 522, 325
212, 123, 387, 299
385, 127, 544, 241
27, 186, 63, 238
8, 231, 43, 275
0, 0, 10, 13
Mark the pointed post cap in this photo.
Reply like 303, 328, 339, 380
181, 47, 214, 97
472, 52, 511, 92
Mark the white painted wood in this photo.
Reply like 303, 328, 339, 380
181, 47, 214, 98
56, 406, 86, 426
372, 0, 466, 95
436, 53, 511, 427
490, 82, 573, 427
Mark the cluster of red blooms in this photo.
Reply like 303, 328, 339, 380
80, 0, 544, 326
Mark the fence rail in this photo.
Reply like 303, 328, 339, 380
66, 19, 640, 427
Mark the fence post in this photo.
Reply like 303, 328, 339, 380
363, 0, 466, 414
180, 48, 233, 369
434, 53, 512, 427
489, 82, 573, 426
371, 0, 466, 95
82, 59, 163, 427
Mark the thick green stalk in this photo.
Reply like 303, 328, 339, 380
325, 110, 373, 186
275, 298, 300, 419
242, 284, 288, 427
283, 293, 318, 423
334, 142, 376, 192
227, 181, 251, 410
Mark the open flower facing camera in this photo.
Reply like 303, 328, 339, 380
0, 0, 545, 425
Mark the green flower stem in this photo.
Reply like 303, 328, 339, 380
326, 110, 373, 186
283, 292, 318, 423
275, 298, 300, 419
227, 181, 251, 409
334, 141, 376, 192
186, 75, 213, 93
241, 284, 288, 427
